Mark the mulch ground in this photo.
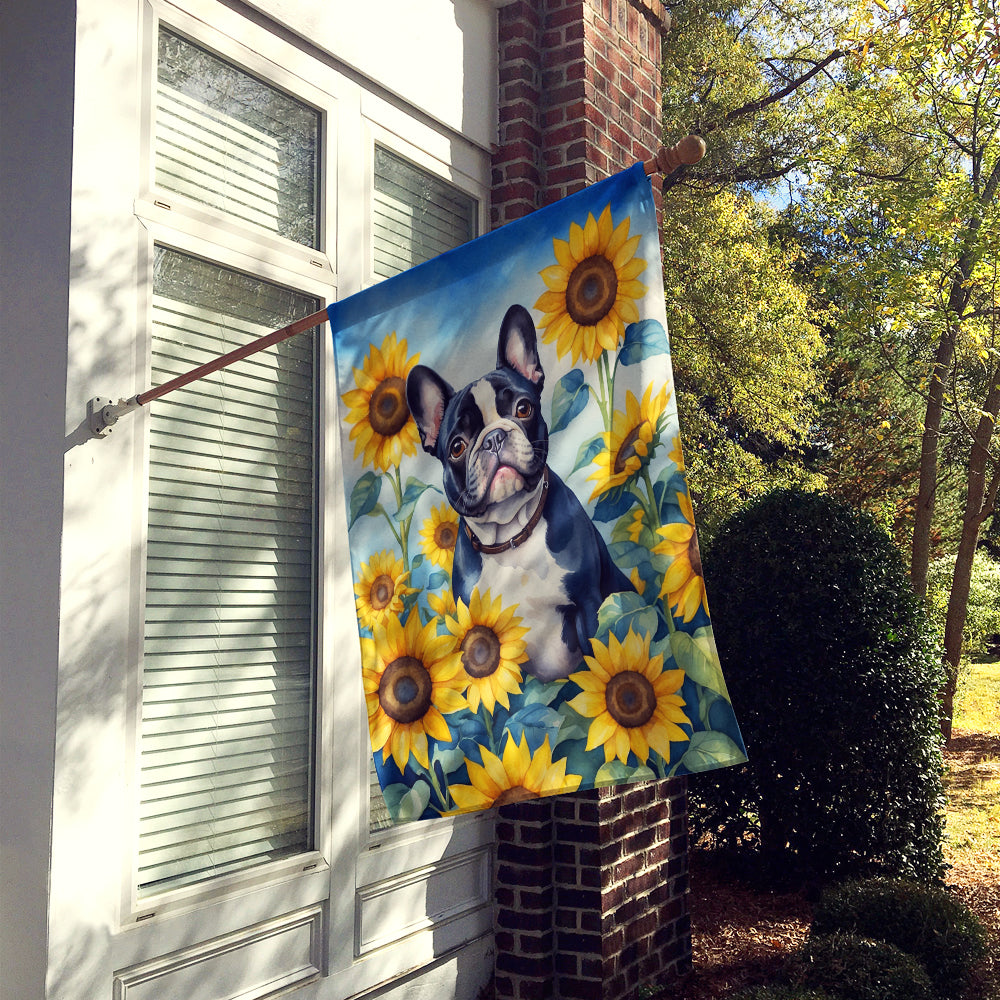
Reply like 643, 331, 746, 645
666, 733, 1000, 1000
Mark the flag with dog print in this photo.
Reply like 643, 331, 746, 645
329, 163, 746, 822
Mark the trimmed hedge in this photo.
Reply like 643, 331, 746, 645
811, 878, 988, 999
693, 488, 947, 882
791, 933, 934, 1000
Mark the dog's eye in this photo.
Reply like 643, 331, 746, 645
514, 398, 533, 419
449, 437, 467, 460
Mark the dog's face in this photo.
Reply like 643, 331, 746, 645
406, 305, 548, 522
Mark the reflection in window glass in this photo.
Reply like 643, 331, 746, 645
156, 28, 320, 248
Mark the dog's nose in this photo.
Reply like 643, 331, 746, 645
482, 428, 506, 454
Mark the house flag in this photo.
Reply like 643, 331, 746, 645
329, 163, 746, 822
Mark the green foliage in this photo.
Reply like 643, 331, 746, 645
692, 488, 947, 882
790, 934, 934, 1000
732, 987, 837, 1000
663, 184, 826, 538
927, 550, 1000, 658
811, 878, 989, 999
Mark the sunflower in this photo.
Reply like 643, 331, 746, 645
420, 503, 461, 572
587, 382, 670, 501
427, 587, 457, 620
341, 331, 421, 471
362, 612, 465, 771
567, 628, 689, 765
534, 204, 647, 364
444, 589, 528, 714
653, 491, 708, 623
448, 733, 582, 812
354, 550, 417, 631
668, 434, 685, 470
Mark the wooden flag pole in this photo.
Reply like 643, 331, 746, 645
88, 136, 705, 437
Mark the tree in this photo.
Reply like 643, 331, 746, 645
658, 1, 843, 534
803, 0, 1000, 735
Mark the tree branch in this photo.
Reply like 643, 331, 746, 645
703, 49, 847, 133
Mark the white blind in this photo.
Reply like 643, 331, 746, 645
139, 248, 318, 895
372, 145, 478, 279
368, 149, 477, 831
156, 27, 320, 248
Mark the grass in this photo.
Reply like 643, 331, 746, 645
945, 660, 1000, 870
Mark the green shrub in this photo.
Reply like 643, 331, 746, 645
692, 488, 946, 882
811, 878, 988, 999
791, 933, 934, 1000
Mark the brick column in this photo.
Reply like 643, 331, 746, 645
491, 4, 691, 999
492, 0, 668, 228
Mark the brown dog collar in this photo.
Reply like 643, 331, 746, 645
465, 467, 550, 554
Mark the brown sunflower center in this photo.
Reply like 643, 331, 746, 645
461, 625, 502, 678
605, 670, 656, 729
565, 254, 619, 326
613, 422, 647, 476
369, 573, 395, 611
494, 785, 538, 808
688, 531, 704, 578
434, 521, 458, 552
378, 656, 433, 724
369, 376, 409, 437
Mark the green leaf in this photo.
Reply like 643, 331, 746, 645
521, 676, 566, 707
618, 319, 670, 366
550, 368, 590, 434
595, 759, 657, 787
349, 471, 382, 528
571, 433, 605, 475
669, 628, 731, 701
396, 476, 436, 522
679, 731, 746, 772
432, 743, 469, 777
596, 590, 659, 643
395, 780, 432, 821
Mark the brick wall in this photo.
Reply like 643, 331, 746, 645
490, 5, 691, 998
492, 0, 668, 228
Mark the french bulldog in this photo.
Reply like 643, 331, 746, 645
406, 304, 633, 682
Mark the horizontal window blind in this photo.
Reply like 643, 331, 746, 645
139, 247, 318, 895
156, 27, 320, 249
368, 149, 478, 830
372, 145, 477, 279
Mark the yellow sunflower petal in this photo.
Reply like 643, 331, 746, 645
585, 710, 620, 751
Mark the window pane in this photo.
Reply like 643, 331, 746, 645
372, 146, 477, 279
139, 247, 318, 895
156, 28, 320, 248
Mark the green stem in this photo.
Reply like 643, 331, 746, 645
423, 759, 450, 813
479, 702, 499, 756
596, 353, 612, 429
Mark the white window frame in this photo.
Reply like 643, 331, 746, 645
123, 0, 340, 932
112, 1, 496, 992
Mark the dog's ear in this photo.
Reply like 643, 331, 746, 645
406, 365, 454, 454
498, 305, 544, 390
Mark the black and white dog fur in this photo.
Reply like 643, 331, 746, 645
406, 304, 633, 682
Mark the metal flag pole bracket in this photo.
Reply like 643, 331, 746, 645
88, 395, 141, 438
86, 135, 704, 440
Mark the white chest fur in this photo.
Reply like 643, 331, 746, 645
472, 526, 579, 682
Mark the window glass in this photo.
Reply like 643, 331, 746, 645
372, 145, 477, 279
139, 246, 318, 895
156, 27, 320, 248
